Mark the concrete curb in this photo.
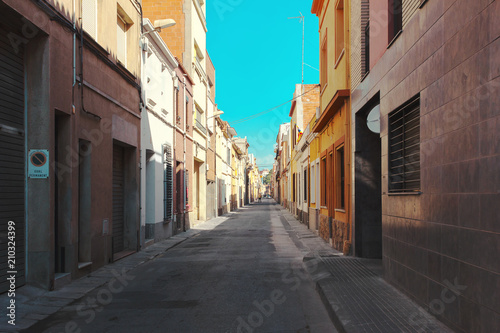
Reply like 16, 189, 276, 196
315, 278, 347, 333
276, 204, 453, 333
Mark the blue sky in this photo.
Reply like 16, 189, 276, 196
207, 0, 319, 170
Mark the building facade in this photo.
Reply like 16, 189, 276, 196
350, 0, 499, 331
288, 84, 320, 226
311, 0, 352, 254
206, 53, 217, 220
215, 118, 231, 215
140, 19, 177, 246
172, 62, 194, 234
0, 0, 142, 291
143, 0, 209, 224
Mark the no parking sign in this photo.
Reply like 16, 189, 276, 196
28, 149, 49, 178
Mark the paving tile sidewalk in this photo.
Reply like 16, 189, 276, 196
277, 206, 454, 333
0, 215, 230, 332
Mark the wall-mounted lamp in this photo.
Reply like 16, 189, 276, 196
208, 110, 224, 119
141, 19, 176, 38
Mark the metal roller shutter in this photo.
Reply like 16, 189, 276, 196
163, 144, 173, 221
112, 145, 125, 254
0, 24, 26, 293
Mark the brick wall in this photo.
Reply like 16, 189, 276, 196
301, 84, 320, 128
142, 0, 185, 62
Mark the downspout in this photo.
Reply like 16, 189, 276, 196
183, 76, 187, 218
172, 71, 177, 223
79, 0, 101, 121
72, 0, 76, 114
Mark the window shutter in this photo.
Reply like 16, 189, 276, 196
164, 144, 173, 220
117, 15, 127, 64
82, 0, 97, 40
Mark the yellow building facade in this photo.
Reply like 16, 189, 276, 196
311, 0, 352, 254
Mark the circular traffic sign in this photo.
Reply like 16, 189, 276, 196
31, 152, 47, 167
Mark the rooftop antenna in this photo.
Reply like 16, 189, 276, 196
288, 12, 305, 93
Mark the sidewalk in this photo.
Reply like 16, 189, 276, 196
278, 206, 454, 333
0, 215, 230, 332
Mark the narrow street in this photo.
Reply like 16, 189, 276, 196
24, 200, 337, 333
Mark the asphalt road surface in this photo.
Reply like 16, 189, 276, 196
25, 199, 337, 333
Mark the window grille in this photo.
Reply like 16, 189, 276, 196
388, 95, 420, 193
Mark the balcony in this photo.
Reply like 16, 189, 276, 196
196, 118, 207, 135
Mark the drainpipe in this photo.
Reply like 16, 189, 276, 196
183, 76, 187, 219
72, 0, 76, 113
79, 0, 101, 121
172, 72, 177, 225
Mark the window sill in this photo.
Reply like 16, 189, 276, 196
334, 48, 345, 69
388, 191, 422, 196
387, 30, 403, 49
334, 208, 346, 213
320, 206, 328, 209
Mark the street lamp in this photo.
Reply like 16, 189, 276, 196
208, 110, 224, 119
141, 19, 176, 38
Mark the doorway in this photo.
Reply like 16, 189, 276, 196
354, 94, 382, 258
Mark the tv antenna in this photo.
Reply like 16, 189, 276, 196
288, 12, 305, 92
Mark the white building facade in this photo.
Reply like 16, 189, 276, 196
140, 19, 178, 245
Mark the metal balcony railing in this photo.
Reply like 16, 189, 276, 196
196, 118, 207, 135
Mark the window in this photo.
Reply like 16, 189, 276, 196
117, 5, 133, 66
320, 32, 328, 89
310, 165, 316, 203
175, 88, 180, 124
388, 95, 420, 193
117, 14, 127, 64
195, 106, 206, 134
304, 169, 307, 202
363, 20, 370, 76
335, 0, 345, 62
194, 40, 204, 67
336, 146, 345, 209
320, 157, 327, 206
361, 1, 370, 76
163, 144, 173, 220
82, 0, 97, 40
389, 0, 403, 43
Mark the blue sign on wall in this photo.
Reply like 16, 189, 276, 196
28, 149, 49, 179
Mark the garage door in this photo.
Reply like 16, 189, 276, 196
112, 145, 125, 254
0, 23, 26, 293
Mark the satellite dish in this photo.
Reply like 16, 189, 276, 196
366, 104, 380, 134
